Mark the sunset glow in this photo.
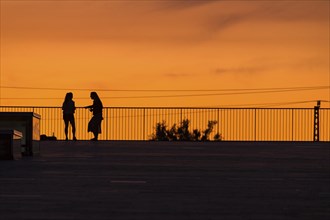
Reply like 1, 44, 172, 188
0, 0, 329, 107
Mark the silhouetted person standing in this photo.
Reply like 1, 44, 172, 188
62, 92, 77, 141
85, 92, 103, 141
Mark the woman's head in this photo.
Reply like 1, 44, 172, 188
65, 92, 73, 101
90, 92, 99, 100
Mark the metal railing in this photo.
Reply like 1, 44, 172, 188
1, 106, 329, 141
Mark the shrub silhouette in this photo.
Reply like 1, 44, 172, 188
150, 119, 222, 141
178, 119, 191, 141
214, 132, 222, 141
167, 124, 178, 141
201, 120, 217, 141
192, 129, 201, 141
151, 121, 169, 141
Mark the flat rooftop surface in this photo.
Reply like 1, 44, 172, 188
1, 141, 329, 220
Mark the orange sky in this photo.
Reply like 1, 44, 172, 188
0, 0, 329, 107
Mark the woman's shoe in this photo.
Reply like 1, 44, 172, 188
91, 138, 98, 141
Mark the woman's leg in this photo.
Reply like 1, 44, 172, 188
92, 131, 98, 140
71, 117, 76, 140
89, 116, 101, 141
64, 120, 69, 140
93, 120, 102, 140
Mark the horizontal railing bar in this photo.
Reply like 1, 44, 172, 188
1, 105, 329, 110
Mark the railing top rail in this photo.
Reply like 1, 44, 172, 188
1, 106, 329, 110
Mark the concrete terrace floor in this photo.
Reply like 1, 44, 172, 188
0, 141, 329, 220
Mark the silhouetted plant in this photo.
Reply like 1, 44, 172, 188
151, 121, 169, 141
214, 133, 222, 141
192, 129, 201, 141
177, 119, 191, 141
201, 120, 217, 141
150, 119, 222, 141
167, 124, 178, 141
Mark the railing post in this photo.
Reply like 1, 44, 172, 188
313, 105, 320, 142
106, 108, 108, 140
254, 108, 257, 141
143, 108, 146, 140
180, 108, 183, 122
217, 108, 220, 135
292, 109, 294, 141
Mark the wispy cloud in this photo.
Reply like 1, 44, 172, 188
257, 2, 329, 23
163, 73, 196, 78
205, 13, 250, 34
4, 1, 327, 45
213, 66, 267, 76
203, 1, 329, 35
154, 0, 216, 11
212, 55, 329, 77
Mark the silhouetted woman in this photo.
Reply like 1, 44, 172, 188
62, 92, 77, 141
85, 92, 103, 141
